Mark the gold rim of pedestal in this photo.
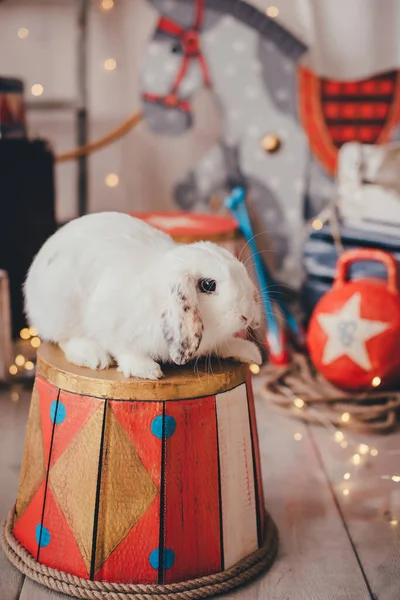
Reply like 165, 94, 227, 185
36, 343, 248, 401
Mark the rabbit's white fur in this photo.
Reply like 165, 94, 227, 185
24, 212, 261, 379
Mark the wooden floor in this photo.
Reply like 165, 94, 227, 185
1, 376, 399, 600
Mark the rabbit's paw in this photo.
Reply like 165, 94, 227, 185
219, 338, 262, 365
60, 338, 111, 370
116, 354, 164, 380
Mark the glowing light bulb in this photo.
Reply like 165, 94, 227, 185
105, 173, 119, 187
334, 431, 344, 443
249, 363, 260, 375
371, 376, 381, 387
104, 58, 117, 71
20, 328, 30, 340
31, 84, 44, 97
312, 219, 323, 231
17, 28, 29, 39
370, 448, 379, 457
294, 432, 302, 441
28, 327, 38, 337
293, 397, 305, 409
341, 412, 351, 423
9, 365, 18, 375
359, 443, 369, 455
31, 337, 41, 348
24, 361, 35, 371
101, 0, 114, 10
266, 6, 279, 18
343, 488, 350, 496
15, 354, 25, 367
390, 518, 398, 526
11, 391, 19, 402
352, 453, 361, 465
343, 472, 351, 480
392, 475, 400, 483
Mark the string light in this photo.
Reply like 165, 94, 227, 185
101, 0, 114, 10
104, 58, 117, 71
341, 412, 350, 423
312, 219, 323, 231
371, 376, 381, 387
24, 361, 34, 371
370, 448, 379, 457
334, 430, 344, 443
31, 84, 44, 97
359, 443, 369, 455
293, 397, 305, 409
352, 453, 361, 465
29, 327, 37, 337
105, 173, 119, 187
20, 328, 30, 340
31, 337, 41, 348
390, 519, 398, 526
9, 365, 18, 376
392, 475, 400, 483
11, 391, 19, 403
342, 488, 350, 496
249, 363, 260, 375
340, 440, 348, 448
266, 6, 279, 18
17, 28, 29, 39
15, 354, 25, 367
294, 432, 302, 441
343, 472, 351, 480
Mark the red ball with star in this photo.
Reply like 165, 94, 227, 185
307, 248, 400, 391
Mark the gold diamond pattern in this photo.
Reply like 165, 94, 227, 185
50, 404, 105, 572
15, 384, 46, 522
94, 407, 159, 573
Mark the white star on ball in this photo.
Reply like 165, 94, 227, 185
317, 292, 389, 370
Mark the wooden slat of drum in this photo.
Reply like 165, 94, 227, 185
0, 390, 28, 600
94, 401, 163, 584
310, 424, 400, 600
216, 383, 258, 570
39, 393, 105, 579
163, 396, 221, 583
221, 379, 372, 600
246, 374, 265, 544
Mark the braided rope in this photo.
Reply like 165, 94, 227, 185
2, 507, 278, 599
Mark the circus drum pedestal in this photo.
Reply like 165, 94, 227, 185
2, 343, 278, 599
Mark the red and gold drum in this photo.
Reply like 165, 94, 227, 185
3, 343, 277, 598
131, 211, 242, 255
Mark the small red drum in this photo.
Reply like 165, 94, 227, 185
0, 77, 26, 139
131, 211, 242, 255
5, 343, 277, 597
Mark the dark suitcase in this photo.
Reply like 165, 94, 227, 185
0, 138, 56, 338
301, 222, 400, 322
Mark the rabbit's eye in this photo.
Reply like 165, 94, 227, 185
198, 278, 217, 294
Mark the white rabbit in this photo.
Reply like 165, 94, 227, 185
24, 212, 262, 379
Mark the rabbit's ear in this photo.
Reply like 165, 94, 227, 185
161, 274, 203, 365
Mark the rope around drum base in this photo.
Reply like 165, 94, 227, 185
2, 507, 278, 600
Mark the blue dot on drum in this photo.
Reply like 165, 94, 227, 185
164, 548, 175, 569
149, 548, 175, 570
151, 415, 176, 439
50, 400, 66, 424
35, 524, 51, 547
149, 548, 160, 569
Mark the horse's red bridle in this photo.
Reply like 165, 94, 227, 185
143, 0, 212, 112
